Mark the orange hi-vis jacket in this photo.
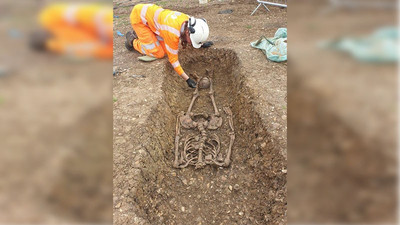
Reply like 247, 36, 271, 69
39, 4, 113, 59
130, 4, 189, 76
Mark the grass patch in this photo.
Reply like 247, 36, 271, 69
157, 1, 168, 7
116, 13, 130, 19
121, 20, 131, 26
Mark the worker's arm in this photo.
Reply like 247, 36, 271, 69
164, 40, 184, 76
164, 38, 196, 88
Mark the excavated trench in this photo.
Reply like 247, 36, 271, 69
134, 48, 286, 224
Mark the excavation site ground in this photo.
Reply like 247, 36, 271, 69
113, 1, 287, 224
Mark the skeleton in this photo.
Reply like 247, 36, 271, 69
174, 77, 235, 169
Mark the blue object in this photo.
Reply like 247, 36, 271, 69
251, 28, 287, 62
113, 15, 119, 18
321, 27, 398, 63
8, 29, 23, 39
116, 31, 124, 37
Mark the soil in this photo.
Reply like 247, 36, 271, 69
0, 44, 113, 223
288, 1, 397, 223
0, 1, 113, 223
113, 1, 287, 225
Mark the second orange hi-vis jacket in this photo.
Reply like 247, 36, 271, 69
39, 3, 113, 59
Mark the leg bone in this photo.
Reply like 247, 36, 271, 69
173, 114, 181, 168
187, 84, 199, 114
208, 78, 220, 116
223, 107, 235, 166
224, 133, 235, 166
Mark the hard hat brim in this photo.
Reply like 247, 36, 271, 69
190, 38, 202, 49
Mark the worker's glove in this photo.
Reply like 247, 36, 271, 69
201, 41, 214, 48
186, 78, 197, 88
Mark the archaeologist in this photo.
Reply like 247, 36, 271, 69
125, 4, 212, 88
30, 3, 113, 59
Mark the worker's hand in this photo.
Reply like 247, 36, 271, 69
201, 41, 214, 48
186, 78, 197, 88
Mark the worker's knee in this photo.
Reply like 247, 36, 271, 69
152, 47, 166, 58
153, 52, 165, 59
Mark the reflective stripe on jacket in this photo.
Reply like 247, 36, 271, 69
131, 4, 189, 75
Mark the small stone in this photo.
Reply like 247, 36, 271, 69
282, 169, 287, 173
115, 202, 121, 208
271, 123, 280, 130
281, 115, 287, 120
228, 185, 233, 191
234, 184, 240, 190
182, 179, 188, 185
239, 211, 244, 216
113, 66, 119, 76
261, 142, 267, 148
181, 207, 185, 212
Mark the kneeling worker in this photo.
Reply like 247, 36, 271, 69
31, 3, 113, 59
125, 4, 210, 88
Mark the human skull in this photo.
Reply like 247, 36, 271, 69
198, 77, 211, 89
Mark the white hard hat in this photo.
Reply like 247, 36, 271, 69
188, 17, 209, 49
